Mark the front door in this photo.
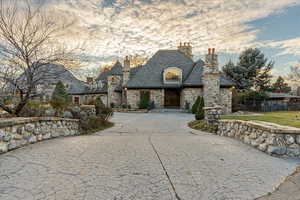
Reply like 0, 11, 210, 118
164, 89, 180, 108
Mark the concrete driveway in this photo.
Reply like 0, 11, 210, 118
0, 112, 299, 200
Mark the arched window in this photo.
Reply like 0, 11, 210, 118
163, 67, 182, 84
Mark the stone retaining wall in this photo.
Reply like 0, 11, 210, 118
217, 120, 300, 157
0, 117, 80, 154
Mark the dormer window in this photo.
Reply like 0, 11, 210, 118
163, 67, 182, 84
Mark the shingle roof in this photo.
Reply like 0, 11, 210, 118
183, 59, 235, 87
124, 50, 194, 89
96, 61, 123, 81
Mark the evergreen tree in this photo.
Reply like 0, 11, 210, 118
50, 81, 71, 114
195, 97, 205, 120
191, 96, 201, 114
271, 76, 291, 93
223, 48, 273, 91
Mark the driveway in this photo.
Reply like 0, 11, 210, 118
0, 112, 299, 200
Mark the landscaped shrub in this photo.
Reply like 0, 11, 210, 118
50, 81, 71, 115
191, 96, 201, 114
139, 91, 150, 109
19, 100, 47, 117
80, 116, 114, 134
188, 120, 218, 133
195, 97, 205, 120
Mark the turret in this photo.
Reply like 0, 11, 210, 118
178, 42, 193, 59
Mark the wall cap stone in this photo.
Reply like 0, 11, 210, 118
220, 120, 300, 134
0, 117, 79, 128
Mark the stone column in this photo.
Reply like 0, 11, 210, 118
204, 106, 223, 126
122, 56, 130, 106
203, 48, 223, 125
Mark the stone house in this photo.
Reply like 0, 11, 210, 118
95, 43, 235, 113
32, 43, 234, 113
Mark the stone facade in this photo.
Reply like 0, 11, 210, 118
0, 118, 80, 154
217, 120, 300, 157
127, 90, 140, 109
127, 89, 164, 109
72, 94, 108, 107
107, 75, 122, 107
181, 88, 203, 109
151, 90, 164, 108
220, 88, 232, 114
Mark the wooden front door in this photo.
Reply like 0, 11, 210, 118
164, 89, 180, 108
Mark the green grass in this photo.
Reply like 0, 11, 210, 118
222, 111, 300, 128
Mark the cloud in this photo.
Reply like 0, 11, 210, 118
266, 37, 300, 56
39, 0, 300, 65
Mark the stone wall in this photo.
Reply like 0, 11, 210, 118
181, 88, 203, 109
220, 88, 232, 114
217, 120, 300, 157
127, 90, 140, 109
71, 94, 108, 106
150, 90, 164, 108
127, 89, 164, 109
0, 118, 80, 154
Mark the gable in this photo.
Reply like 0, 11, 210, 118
125, 50, 195, 89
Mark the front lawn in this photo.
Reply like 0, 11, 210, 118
222, 111, 300, 128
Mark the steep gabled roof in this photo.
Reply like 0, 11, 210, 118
96, 61, 123, 81
183, 59, 235, 88
124, 50, 194, 89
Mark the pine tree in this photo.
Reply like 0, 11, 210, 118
195, 97, 205, 120
223, 48, 273, 91
271, 76, 291, 93
191, 96, 201, 114
50, 81, 71, 114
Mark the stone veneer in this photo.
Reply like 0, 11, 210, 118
0, 117, 79, 154
127, 89, 164, 109
107, 75, 122, 107
220, 88, 232, 114
181, 88, 202, 109
217, 120, 300, 157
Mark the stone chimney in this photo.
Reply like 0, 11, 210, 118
178, 42, 193, 59
123, 56, 130, 86
87, 77, 94, 85
203, 48, 220, 107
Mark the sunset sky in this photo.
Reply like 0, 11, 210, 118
42, 0, 300, 76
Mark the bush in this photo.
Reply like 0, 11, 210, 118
19, 100, 46, 117
139, 91, 150, 109
191, 96, 201, 114
195, 97, 205, 120
50, 81, 71, 115
188, 120, 218, 133
80, 116, 114, 134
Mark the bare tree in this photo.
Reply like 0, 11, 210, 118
0, 0, 80, 116
289, 62, 300, 82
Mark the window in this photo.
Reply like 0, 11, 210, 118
163, 67, 182, 84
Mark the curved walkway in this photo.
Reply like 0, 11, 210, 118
0, 112, 299, 200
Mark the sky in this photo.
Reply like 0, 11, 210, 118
41, 0, 300, 77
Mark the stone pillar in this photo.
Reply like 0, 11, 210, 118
107, 75, 122, 107
204, 106, 223, 126
122, 56, 130, 106
203, 48, 220, 107
203, 48, 222, 125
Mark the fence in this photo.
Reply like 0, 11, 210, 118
236, 99, 300, 112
